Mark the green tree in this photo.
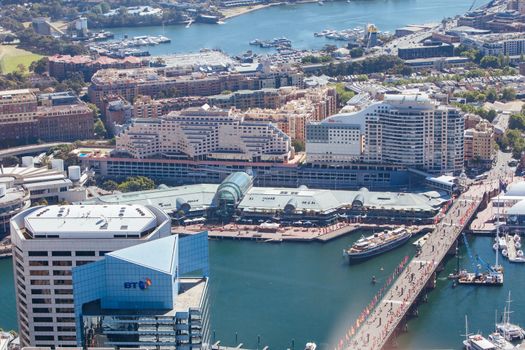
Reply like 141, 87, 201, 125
334, 83, 355, 106
292, 139, 305, 152
480, 56, 500, 69
94, 118, 107, 139
29, 57, 49, 75
101, 179, 118, 192
501, 87, 517, 102
349, 47, 364, 58
117, 176, 155, 193
31, 198, 49, 207
509, 113, 525, 131
486, 88, 498, 103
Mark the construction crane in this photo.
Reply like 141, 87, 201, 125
468, 0, 477, 12
462, 232, 498, 276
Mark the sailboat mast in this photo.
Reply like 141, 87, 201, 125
496, 193, 500, 268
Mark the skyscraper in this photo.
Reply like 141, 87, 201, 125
10, 204, 171, 348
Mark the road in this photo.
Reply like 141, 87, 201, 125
0, 142, 70, 158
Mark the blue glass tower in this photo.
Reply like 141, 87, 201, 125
72, 232, 209, 350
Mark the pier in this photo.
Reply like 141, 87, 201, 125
344, 180, 499, 350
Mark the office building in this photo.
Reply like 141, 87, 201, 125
398, 41, 454, 60
306, 94, 464, 175
116, 107, 293, 162
73, 233, 209, 349
0, 89, 94, 147
10, 204, 171, 348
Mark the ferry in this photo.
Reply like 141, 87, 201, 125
343, 226, 415, 262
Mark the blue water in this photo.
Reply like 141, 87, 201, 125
104, 0, 488, 55
0, 235, 523, 349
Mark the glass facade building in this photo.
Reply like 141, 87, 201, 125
72, 232, 210, 350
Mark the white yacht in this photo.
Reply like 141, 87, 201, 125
497, 292, 525, 341
488, 332, 518, 350
464, 315, 497, 350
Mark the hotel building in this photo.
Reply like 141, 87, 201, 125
306, 94, 464, 175
116, 107, 293, 163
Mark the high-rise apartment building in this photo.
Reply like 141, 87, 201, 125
10, 204, 171, 348
306, 94, 464, 175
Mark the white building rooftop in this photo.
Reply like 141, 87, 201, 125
24, 205, 158, 238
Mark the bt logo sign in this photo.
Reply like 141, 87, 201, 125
124, 278, 152, 290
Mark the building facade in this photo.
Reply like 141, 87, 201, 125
10, 204, 171, 348
0, 89, 94, 147
73, 233, 209, 349
464, 120, 495, 168
306, 94, 464, 175
116, 107, 293, 162
88, 67, 304, 109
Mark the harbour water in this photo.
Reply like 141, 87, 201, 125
1, 234, 523, 349
104, 0, 489, 55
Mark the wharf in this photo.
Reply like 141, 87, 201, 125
173, 223, 434, 243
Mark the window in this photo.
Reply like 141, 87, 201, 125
31, 289, 51, 295
35, 335, 54, 341
56, 298, 73, 304
54, 280, 72, 286
31, 280, 50, 285
33, 307, 52, 313
29, 261, 48, 267
53, 270, 71, 276
32, 298, 52, 304
75, 251, 95, 257
56, 317, 75, 323
53, 261, 72, 266
30, 270, 49, 276
52, 251, 71, 257
35, 326, 53, 332
56, 308, 74, 313
54, 289, 72, 295
29, 251, 48, 257
57, 326, 76, 332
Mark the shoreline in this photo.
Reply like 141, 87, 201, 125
220, 0, 319, 20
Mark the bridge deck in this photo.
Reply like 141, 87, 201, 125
347, 182, 495, 350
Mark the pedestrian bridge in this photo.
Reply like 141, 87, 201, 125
340, 182, 498, 350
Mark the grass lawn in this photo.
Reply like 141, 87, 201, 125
0, 45, 43, 74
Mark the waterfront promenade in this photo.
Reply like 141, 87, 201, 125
346, 180, 499, 350
173, 222, 434, 243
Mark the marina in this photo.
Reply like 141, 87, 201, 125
88, 35, 171, 57
101, 0, 489, 55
